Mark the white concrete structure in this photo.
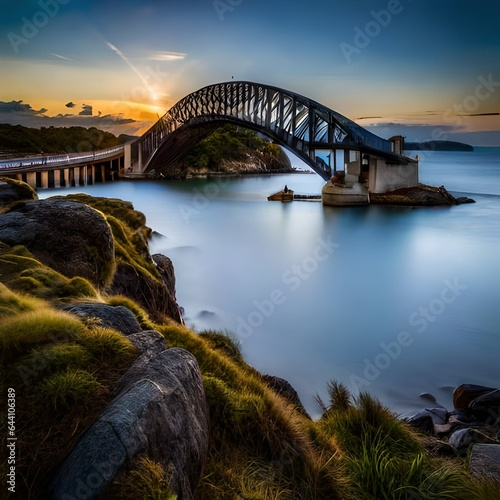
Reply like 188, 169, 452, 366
322, 137, 419, 206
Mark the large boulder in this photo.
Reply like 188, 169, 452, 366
49, 344, 209, 499
110, 261, 182, 323
448, 428, 497, 456
453, 384, 498, 410
61, 302, 142, 335
0, 198, 115, 289
0, 176, 37, 208
469, 444, 500, 481
406, 408, 449, 435
262, 374, 309, 417
153, 253, 177, 299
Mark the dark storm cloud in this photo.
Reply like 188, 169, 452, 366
79, 104, 93, 116
0, 100, 47, 115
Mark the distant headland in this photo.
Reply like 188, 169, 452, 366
405, 140, 474, 152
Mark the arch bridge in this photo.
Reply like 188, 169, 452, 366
127, 81, 412, 181
0, 81, 417, 193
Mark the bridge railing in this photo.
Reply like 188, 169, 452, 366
0, 145, 125, 171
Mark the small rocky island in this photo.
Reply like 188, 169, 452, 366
1, 176, 497, 499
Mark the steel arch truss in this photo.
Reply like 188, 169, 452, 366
135, 81, 395, 180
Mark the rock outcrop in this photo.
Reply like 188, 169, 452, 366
60, 302, 142, 335
262, 374, 309, 417
405, 384, 500, 462
453, 384, 500, 414
49, 337, 209, 499
109, 259, 183, 323
0, 176, 38, 208
0, 198, 115, 289
469, 444, 500, 480
370, 184, 473, 206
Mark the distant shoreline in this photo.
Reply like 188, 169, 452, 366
404, 140, 474, 152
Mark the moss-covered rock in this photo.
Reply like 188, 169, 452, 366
0, 243, 98, 301
0, 198, 115, 289
58, 194, 182, 323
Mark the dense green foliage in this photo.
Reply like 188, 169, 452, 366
0, 124, 124, 155
180, 124, 289, 171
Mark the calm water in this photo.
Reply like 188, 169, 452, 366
40, 148, 500, 418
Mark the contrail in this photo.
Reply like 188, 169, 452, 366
106, 41, 154, 95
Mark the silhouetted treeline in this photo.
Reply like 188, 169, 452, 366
0, 124, 128, 155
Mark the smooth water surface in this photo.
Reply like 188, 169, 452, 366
40, 148, 500, 417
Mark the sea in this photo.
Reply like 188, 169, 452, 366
39, 147, 500, 418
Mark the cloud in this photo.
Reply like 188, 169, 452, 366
148, 51, 187, 61
65, 102, 76, 108
50, 53, 72, 61
79, 104, 93, 116
458, 112, 499, 117
0, 100, 47, 115
98, 114, 137, 125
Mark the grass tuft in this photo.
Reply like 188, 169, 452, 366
39, 368, 101, 410
327, 380, 352, 411
76, 326, 137, 361
105, 455, 177, 500
199, 329, 243, 364
0, 244, 97, 300
16, 343, 91, 379
0, 309, 85, 362
0, 282, 43, 318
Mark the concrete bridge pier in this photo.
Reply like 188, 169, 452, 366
62, 169, 70, 187
26, 172, 37, 189
40, 171, 49, 189
74, 167, 80, 186
88, 165, 94, 185
53, 169, 61, 188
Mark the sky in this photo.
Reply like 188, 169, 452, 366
0, 0, 499, 145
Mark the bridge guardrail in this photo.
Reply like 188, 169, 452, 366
0, 145, 125, 171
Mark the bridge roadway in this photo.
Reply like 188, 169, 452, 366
0, 145, 125, 174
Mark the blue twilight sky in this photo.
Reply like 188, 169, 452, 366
0, 0, 499, 144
